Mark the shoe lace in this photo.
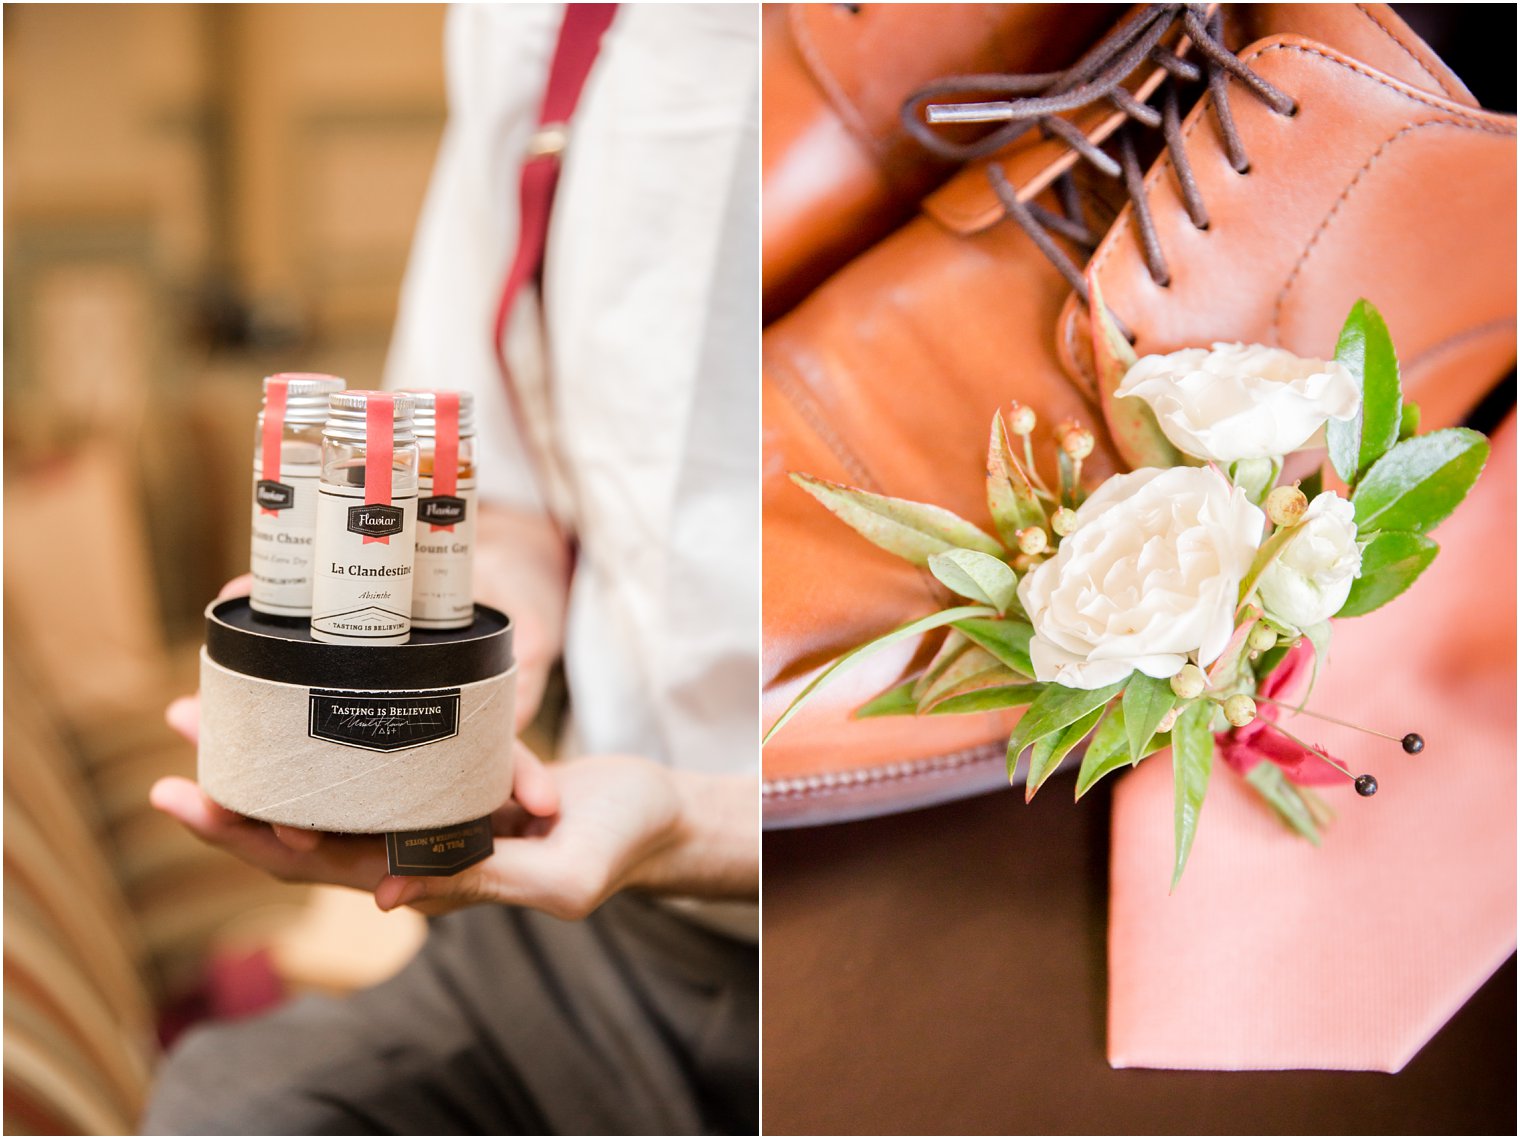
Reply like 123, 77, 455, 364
900, 4, 1296, 310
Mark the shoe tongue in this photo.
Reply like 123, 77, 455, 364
1223, 2, 1477, 106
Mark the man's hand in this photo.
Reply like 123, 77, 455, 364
372, 758, 758, 917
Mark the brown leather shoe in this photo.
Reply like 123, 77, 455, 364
762, 2, 1121, 321
762, 3, 1516, 826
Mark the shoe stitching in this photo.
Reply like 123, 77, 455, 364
767, 341, 966, 608
1067, 40, 1515, 362
789, 5, 884, 162
767, 353, 882, 493
1088, 40, 1517, 283
1269, 119, 1500, 343
1353, 3, 1462, 102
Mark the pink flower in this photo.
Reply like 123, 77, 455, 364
1219, 639, 1344, 785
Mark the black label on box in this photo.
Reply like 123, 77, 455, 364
347, 503, 405, 538
386, 816, 493, 876
307, 689, 460, 752
256, 479, 295, 511
419, 495, 467, 526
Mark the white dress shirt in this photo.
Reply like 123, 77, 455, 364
385, 4, 759, 792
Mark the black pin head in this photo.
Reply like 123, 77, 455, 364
1354, 774, 1378, 797
1401, 733, 1424, 755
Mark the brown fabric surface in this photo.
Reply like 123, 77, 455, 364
762, 780, 1517, 1135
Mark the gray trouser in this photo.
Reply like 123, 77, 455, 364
141, 895, 758, 1135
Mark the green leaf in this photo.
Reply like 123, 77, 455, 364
913, 630, 969, 701
762, 605, 997, 744
1398, 401, 1421, 442
1170, 701, 1214, 891
1301, 620, 1331, 704
1351, 428, 1489, 535
1243, 761, 1322, 845
986, 412, 1045, 544
1298, 465, 1324, 501
952, 617, 1037, 678
932, 684, 1043, 716
1327, 298, 1402, 487
855, 679, 919, 718
917, 647, 1020, 710
1229, 458, 1278, 505
1088, 274, 1186, 470
1336, 530, 1439, 617
1076, 705, 1131, 800
791, 473, 1003, 566
1302, 787, 1337, 829
1005, 676, 1129, 779
1252, 643, 1290, 684
928, 548, 1019, 615
1057, 449, 1079, 508
1027, 705, 1104, 801
1239, 522, 1306, 605
1121, 673, 1177, 763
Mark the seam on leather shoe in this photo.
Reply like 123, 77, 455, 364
788, 5, 878, 159
1404, 318, 1519, 378
1063, 38, 1517, 367
1242, 40, 1517, 122
768, 357, 879, 492
767, 354, 946, 606
1086, 39, 1518, 288
1270, 118, 1512, 341
1352, 2, 1464, 102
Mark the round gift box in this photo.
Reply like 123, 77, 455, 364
199, 597, 516, 832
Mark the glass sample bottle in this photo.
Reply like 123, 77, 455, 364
406, 390, 477, 630
250, 373, 347, 618
309, 391, 419, 645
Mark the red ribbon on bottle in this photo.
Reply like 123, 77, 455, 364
364, 393, 395, 545
259, 378, 288, 516
430, 393, 460, 532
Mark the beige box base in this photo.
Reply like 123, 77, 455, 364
198, 650, 515, 833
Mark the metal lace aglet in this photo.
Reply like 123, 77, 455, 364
925, 101, 1014, 124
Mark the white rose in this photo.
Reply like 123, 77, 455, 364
1019, 467, 1265, 690
1257, 491, 1361, 629
1115, 342, 1360, 462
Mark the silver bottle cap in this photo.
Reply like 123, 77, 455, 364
400, 390, 476, 438
261, 373, 346, 426
323, 390, 417, 445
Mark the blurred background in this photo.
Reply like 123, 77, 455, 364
4, 5, 452, 1131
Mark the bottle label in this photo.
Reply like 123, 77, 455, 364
249, 460, 321, 616
413, 477, 476, 629
310, 482, 417, 644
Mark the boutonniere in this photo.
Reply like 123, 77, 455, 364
763, 295, 1489, 887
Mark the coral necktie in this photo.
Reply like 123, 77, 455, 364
1108, 412, 1516, 1072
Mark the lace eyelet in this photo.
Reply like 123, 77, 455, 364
1281, 99, 1300, 119
1194, 221, 1211, 233
1234, 161, 1252, 177
837, 3, 862, 13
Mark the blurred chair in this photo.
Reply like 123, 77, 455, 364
4, 660, 156, 1135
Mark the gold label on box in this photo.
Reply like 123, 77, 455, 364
385, 817, 493, 877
